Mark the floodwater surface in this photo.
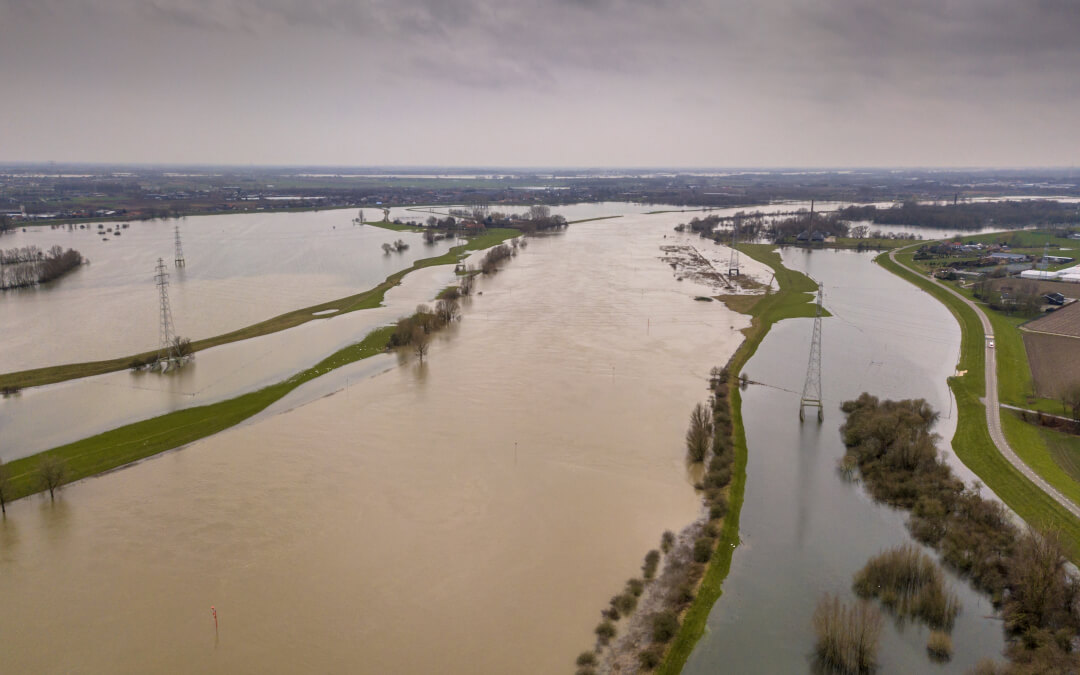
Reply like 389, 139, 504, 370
0, 214, 759, 673
683, 249, 1005, 674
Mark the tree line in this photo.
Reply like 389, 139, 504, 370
1, 245, 84, 290
838, 200, 1080, 231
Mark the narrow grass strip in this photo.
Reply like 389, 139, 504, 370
0, 229, 519, 390
658, 243, 819, 673
2, 327, 396, 502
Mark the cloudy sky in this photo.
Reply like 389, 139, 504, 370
1, 0, 1078, 167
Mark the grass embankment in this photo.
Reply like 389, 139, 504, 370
877, 249, 1080, 558
0, 228, 519, 391
658, 243, 820, 674
2, 327, 395, 502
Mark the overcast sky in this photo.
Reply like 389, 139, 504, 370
1, 0, 1078, 167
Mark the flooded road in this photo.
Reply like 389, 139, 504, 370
683, 249, 1004, 674
0, 214, 758, 673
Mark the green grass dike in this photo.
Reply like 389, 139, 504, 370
2, 326, 395, 503
658, 243, 822, 674
877, 248, 1080, 560
0, 228, 519, 391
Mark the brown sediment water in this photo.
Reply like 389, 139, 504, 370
0, 214, 755, 673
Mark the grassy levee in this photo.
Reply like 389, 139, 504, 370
658, 244, 819, 674
2, 326, 395, 503
0, 228, 518, 391
878, 250, 1080, 558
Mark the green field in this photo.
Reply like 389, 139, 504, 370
659, 243, 821, 674
878, 248, 1080, 558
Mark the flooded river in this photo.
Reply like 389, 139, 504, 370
683, 248, 1004, 674
0, 214, 760, 673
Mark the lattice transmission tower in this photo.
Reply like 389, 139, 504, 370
799, 284, 824, 422
727, 217, 740, 278
154, 258, 177, 362
174, 225, 185, 267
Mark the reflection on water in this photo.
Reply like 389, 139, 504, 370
0, 214, 755, 673
683, 249, 1003, 674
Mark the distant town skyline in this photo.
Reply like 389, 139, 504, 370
2, 0, 1078, 167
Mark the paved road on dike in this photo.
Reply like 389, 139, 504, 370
889, 248, 1080, 519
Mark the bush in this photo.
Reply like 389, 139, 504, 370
626, 578, 645, 597
693, 537, 715, 563
643, 550, 661, 580
709, 497, 729, 521
595, 620, 616, 645
638, 644, 664, 670
812, 594, 882, 674
926, 630, 952, 662
852, 545, 960, 631
660, 530, 675, 554
575, 651, 597, 667
613, 593, 637, 616
652, 611, 679, 643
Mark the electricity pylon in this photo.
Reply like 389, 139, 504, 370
155, 258, 177, 363
174, 225, 185, 267
727, 217, 740, 278
799, 284, 824, 423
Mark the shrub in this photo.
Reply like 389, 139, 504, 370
613, 593, 637, 616
693, 537, 715, 563
926, 630, 952, 662
812, 594, 882, 674
626, 578, 644, 597
595, 620, 616, 645
643, 550, 661, 580
709, 497, 728, 521
852, 545, 960, 631
575, 651, 597, 667
652, 611, 679, 643
660, 530, 675, 554
638, 644, 664, 670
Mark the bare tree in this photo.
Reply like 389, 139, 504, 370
686, 402, 713, 462
172, 336, 193, 358
459, 273, 476, 296
412, 327, 430, 364
0, 459, 9, 515
436, 297, 460, 324
38, 455, 67, 501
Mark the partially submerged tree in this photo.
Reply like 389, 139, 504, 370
412, 327, 430, 364
0, 459, 9, 515
172, 336, 193, 358
38, 455, 67, 501
686, 402, 712, 462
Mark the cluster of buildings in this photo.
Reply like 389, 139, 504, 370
1020, 265, 1080, 283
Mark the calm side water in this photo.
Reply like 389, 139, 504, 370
683, 249, 1004, 674
0, 214, 758, 673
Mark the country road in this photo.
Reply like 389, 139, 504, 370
889, 248, 1080, 519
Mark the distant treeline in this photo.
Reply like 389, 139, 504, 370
0, 245, 83, 289
838, 200, 1080, 231
397, 204, 568, 235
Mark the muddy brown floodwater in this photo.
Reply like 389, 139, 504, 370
0, 214, 762, 673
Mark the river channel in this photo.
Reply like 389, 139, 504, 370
683, 248, 1005, 674
0, 213, 759, 673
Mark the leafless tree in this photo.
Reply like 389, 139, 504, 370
686, 402, 713, 462
412, 327, 430, 363
38, 455, 67, 501
0, 459, 9, 515
436, 297, 460, 324
172, 336, 193, 358
1062, 382, 1080, 421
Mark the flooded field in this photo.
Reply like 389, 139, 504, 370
0, 208, 457, 372
683, 249, 1004, 674
0, 214, 760, 673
